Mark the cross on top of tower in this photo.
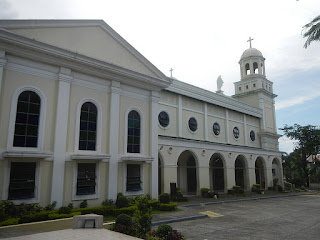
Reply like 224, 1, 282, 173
169, 68, 173, 77
247, 37, 254, 48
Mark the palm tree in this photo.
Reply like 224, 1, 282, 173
303, 15, 320, 48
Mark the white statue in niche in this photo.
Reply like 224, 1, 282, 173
216, 75, 224, 94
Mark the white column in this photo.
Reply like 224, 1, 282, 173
178, 95, 182, 137
108, 81, 120, 200
225, 109, 230, 144
51, 67, 72, 207
204, 103, 208, 141
244, 115, 248, 146
150, 91, 160, 199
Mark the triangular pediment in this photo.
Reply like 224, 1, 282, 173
0, 20, 165, 79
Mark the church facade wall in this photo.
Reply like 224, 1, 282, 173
0, 20, 283, 208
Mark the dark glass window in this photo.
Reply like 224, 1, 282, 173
250, 130, 255, 141
79, 102, 97, 151
13, 91, 41, 148
126, 164, 142, 192
77, 163, 96, 195
158, 111, 169, 128
8, 162, 36, 200
188, 117, 198, 132
233, 127, 240, 139
213, 122, 220, 136
127, 110, 140, 153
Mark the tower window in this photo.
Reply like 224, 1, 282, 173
239, 87, 242, 91
246, 85, 248, 89
253, 83, 256, 88
245, 63, 250, 75
253, 62, 258, 74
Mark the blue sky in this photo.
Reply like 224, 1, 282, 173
1, 0, 319, 153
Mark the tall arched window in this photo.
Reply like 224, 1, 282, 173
13, 91, 41, 148
79, 102, 97, 151
127, 110, 140, 153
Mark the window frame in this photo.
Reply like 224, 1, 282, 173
3, 160, 40, 204
74, 98, 102, 154
72, 161, 100, 201
7, 87, 47, 152
124, 107, 144, 156
233, 126, 240, 140
158, 110, 170, 129
250, 130, 256, 142
187, 116, 198, 134
123, 162, 144, 196
212, 122, 221, 137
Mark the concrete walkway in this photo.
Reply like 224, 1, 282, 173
3, 229, 140, 240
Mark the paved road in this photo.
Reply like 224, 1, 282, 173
167, 195, 320, 240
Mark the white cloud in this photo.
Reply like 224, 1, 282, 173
279, 136, 298, 154
276, 92, 320, 110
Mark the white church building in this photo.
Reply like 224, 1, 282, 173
0, 20, 283, 207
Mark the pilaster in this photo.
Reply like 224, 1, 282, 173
150, 91, 160, 199
204, 103, 208, 141
51, 67, 72, 207
225, 109, 230, 144
107, 81, 121, 200
178, 95, 182, 137
244, 115, 248, 146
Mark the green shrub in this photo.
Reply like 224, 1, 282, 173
157, 224, 173, 237
68, 203, 74, 209
116, 196, 129, 208
0, 218, 19, 227
159, 193, 171, 204
134, 196, 152, 238
0, 201, 18, 218
58, 206, 71, 214
102, 199, 114, 206
44, 201, 57, 211
116, 213, 132, 225
170, 190, 188, 202
149, 200, 160, 209
48, 212, 80, 220
18, 211, 54, 224
277, 185, 283, 192
232, 185, 244, 194
200, 188, 210, 197
80, 206, 114, 216
156, 203, 177, 211
252, 184, 262, 193
114, 206, 137, 216
80, 200, 88, 208
0, 209, 7, 222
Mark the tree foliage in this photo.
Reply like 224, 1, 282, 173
280, 124, 320, 186
303, 15, 320, 48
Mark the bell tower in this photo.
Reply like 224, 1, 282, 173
233, 39, 280, 151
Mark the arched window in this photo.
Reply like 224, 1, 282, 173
79, 102, 97, 151
245, 63, 250, 75
253, 62, 258, 74
127, 110, 140, 153
13, 91, 41, 148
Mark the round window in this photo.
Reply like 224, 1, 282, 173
188, 117, 198, 132
158, 111, 169, 128
233, 127, 240, 139
213, 122, 220, 136
250, 130, 255, 141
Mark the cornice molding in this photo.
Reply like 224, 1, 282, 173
0, 28, 171, 91
158, 135, 281, 156
167, 79, 263, 118
121, 156, 154, 163
233, 88, 277, 99
2, 151, 53, 160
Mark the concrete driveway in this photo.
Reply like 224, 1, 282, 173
168, 195, 320, 240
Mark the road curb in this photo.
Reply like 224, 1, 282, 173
151, 214, 208, 226
181, 193, 310, 207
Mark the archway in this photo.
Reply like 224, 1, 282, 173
235, 155, 247, 189
210, 153, 225, 192
255, 157, 266, 188
272, 158, 282, 186
177, 151, 198, 194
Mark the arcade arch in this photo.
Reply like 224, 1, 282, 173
177, 150, 198, 194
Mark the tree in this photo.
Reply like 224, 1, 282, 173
303, 15, 320, 48
280, 124, 320, 186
